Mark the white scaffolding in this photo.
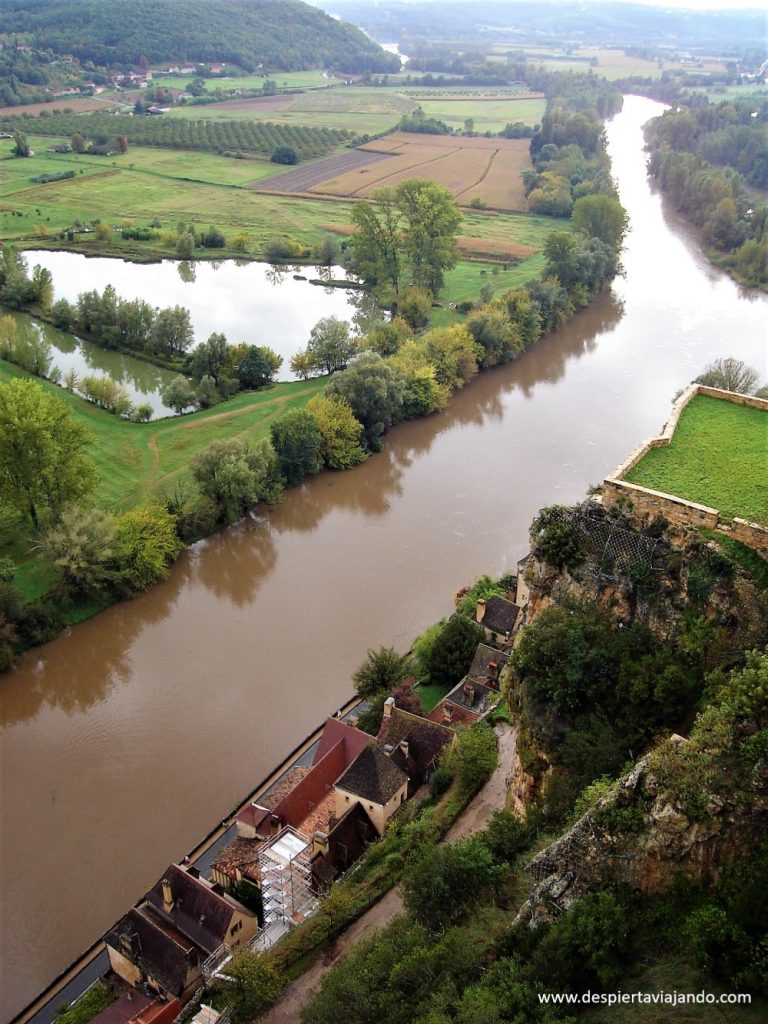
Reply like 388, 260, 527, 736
258, 826, 317, 930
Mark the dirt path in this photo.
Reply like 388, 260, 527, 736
259, 723, 517, 1023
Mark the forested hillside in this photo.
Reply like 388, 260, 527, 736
0, 0, 400, 72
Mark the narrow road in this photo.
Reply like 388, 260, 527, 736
258, 722, 518, 1023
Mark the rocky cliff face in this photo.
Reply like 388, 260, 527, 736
515, 736, 768, 929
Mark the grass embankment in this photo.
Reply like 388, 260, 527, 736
624, 395, 768, 525
0, 358, 326, 600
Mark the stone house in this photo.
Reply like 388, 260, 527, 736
475, 595, 521, 645
334, 744, 408, 835
377, 701, 454, 795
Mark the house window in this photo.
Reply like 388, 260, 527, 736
345, 795, 350, 802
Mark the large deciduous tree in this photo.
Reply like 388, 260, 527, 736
306, 394, 367, 470
269, 408, 324, 487
395, 179, 462, 295
306, 317, 357, 375
695, 357, 761, 396
0, 379, 97, 529
426, 614, 485, 689
352, 645, 411, 700
324, 351, 405, 451
190, 437, 282, 522
571, 193, 628, 253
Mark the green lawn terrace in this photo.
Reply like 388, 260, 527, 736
624, 393, 768, 526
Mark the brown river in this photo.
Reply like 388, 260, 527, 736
1, 96, 767, 1021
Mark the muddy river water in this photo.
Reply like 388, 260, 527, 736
1, 96, 766, 1021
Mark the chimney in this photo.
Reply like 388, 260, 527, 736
442, 703, 453, 724
399, 739, 409, 759
488, 660, 499, 682
120, 931, 141, 958
312, 830, 329, 857
462, 681, 475, 707
161, 878, 174, 914
383, 696, 395, 719
270, 814, 281, 835
476, 598, 486, 623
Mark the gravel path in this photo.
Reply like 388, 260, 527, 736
258, 722, 517, 1023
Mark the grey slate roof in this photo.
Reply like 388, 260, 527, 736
106, 906, 200, 996
335, 744, 407, 804
467, 643, 509, 684
145, 864, 244, 954
480, 596, 520, 635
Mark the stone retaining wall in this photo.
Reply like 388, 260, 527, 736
604, 385, 768, 554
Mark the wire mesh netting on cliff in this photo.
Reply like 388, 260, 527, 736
570, 502, 667, 588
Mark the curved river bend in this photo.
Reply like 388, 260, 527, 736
1, 96, 766, 1021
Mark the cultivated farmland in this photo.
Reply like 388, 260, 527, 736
276, 133, 531, 212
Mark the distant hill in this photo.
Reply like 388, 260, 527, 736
0, 0, 400, 73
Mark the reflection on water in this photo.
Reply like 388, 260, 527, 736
6, 313, 180, 417
1, 96, 767, 1023
25, 251, 370, 379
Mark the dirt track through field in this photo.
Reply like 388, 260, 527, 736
258, 723, 518, 1023
251, 150, 393, 193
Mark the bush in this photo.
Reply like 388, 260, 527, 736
13, 601, 65, 645
270, 145, 298, 165
113, 505, 181, 592
530, 504, 585, 570
262, 235, 303, 262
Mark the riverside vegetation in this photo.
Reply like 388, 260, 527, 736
0, 75, 628, 668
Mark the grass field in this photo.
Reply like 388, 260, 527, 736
0, 357, 328, 598
152, 70, 335, 92
624, 396, 768, 525
163, 84, 546, 134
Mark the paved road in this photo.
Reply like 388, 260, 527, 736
259, 723, 518, 1023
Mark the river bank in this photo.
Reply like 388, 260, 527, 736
2, 96, 767, 1022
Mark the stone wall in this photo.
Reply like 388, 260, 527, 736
603, 386, 768, 554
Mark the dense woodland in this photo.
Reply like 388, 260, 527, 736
0, 0, 399, 73
644, 99, 768, 290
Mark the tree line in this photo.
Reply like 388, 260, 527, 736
644, 100, 768, 289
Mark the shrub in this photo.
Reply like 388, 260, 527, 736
270, 145, 298, 165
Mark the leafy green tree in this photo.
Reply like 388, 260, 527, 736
426, 614, 485, 689
186, 331, 229, 383
190, 437, 282, 521
352, 645, 411, 700
236, 345, 282, 390
270, 145, 298, 165
306, 317, 356, 375
324, 351, 405, 450
0, 379, 97, 529
571, 193, 628, 253
306, 394, 367, 469
289, 349, 315, 380
196, 374, 221, 408
349, 188, 403, 297
466, 302, 523, 367
218, 947, 285, 1024
39, 505, 116, 594
112, 505, 181, 592
530, 504, 585, 569
396, 286, 432, 331
483, 810, 531, 863
270, 408, 324, 487
175, 231, 195, 259
453, 722, 498, 795
402, 835, 502, 933
315, 236, 341, 266
161, 374, 197, 414
150, 306, 194, 357
395, 179, 461, 295
12, 130, 29, 157
71, 132, 86, 154
420, 324, 480, 392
